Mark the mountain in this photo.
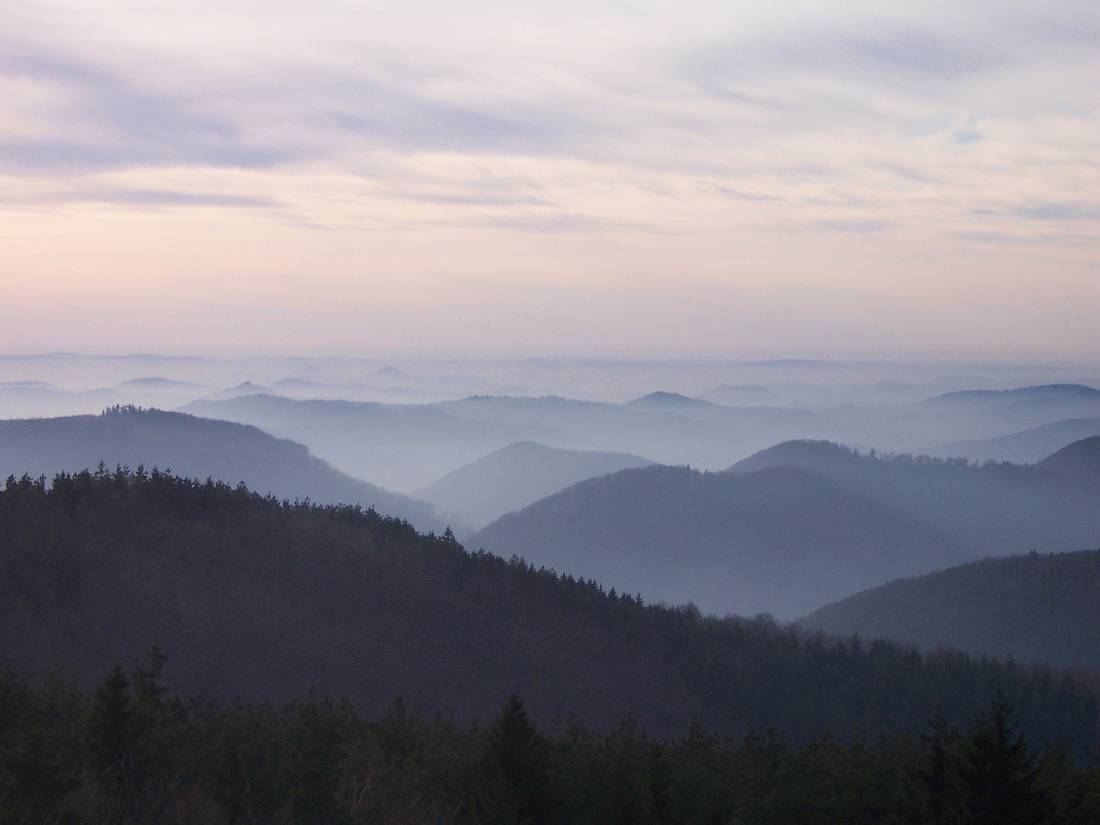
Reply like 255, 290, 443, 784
925, 383, 1100, 407
1, 469, 1093, 755
182, 394, 564, 492
929, 417, 1100, 464
471, 464, 962, 619
1036, 435, 1100, 489
730, 440, 1100, 560
823, 383, 1100, 452
435, 394, 834, 470
627, 391, 723, 411
801, 549, 1100, 672
415, 441, 653, 528
0, 406, 446, 531
0, 384, 121, 419
703, 384, 779, 405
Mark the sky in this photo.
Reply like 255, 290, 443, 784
2, 0, 1099, 357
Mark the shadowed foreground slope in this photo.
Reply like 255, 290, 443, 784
5, 469, 1093, 752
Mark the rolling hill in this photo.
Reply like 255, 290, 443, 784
415, 441, 653, 528
729, 439, 1100, 559
182, 394, 564, 491
0, 468, 1093, 755
801, 548, 1100, 671
928, 418, 1100, 464
471, 464, 962, 619
0, 406, 446, 531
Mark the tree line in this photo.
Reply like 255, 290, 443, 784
2, 651, 1098, 824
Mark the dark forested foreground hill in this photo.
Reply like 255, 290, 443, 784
0, 406, 448, 532
5, 674, 1099, 825
729, 439, 1100, 559
1, 470, 1096, 760
471, 464, 964, 618
802, 548, 1100, 671
414, 441, 653, 528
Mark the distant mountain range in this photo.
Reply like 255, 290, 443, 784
183, 394, 565, 492
471, 437, 1100, 618
0, 406, 446, 531
729, 438, 1100, 560
415, 441, 653, 529
472, 463, 961, 619
802, 548, 1100, 671
928, 417, 1100, 464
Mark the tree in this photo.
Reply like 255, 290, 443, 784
473, 695, 550, 824
959, 699, 1050, 825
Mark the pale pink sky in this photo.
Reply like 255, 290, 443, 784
2, 0, 1099, 356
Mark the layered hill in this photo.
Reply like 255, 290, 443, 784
0, 469, 1093, 754
471, 464, 962, 619
415, 441, 653, 528
801, 549, 1100, 671
729, 440, 1100, 559
929, 418, 1100, 464
183, 394, 564, 491
0, 406, 445, 531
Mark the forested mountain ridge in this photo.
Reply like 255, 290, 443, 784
802, 548, 1100, 671
415, 441, 653, 528
0, 406, 447, 531
728, 439, 1100, 559
471, 463, 963, 618
1, 468, 1095, 756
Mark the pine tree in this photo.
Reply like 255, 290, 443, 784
473, 695, 550, 824
959, 699, 1050, 825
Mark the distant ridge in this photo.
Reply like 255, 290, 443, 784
802, 548, 1100, 671
0, 406, 447, 531
729, 439, 1100, 559
925, 383, 1100, 405
416, 441, 653, 528
472, 463, 961, 618
929, 417, 1100, 464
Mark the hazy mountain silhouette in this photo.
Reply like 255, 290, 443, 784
730, 439, 1100, 559
924, 383, 1100, 407
0, 406, 446, 530
825, 383, 1100, 451
471, 464, 961, 619
2, 469, 1093, 753
1036, 435, 1100, 488
802, 548, 1100, 671
415, 441, 653, 528
627, 391, 724, 411
928, 417, 1100, 464
183, 394, 565, 491
435, 394, 833, 470
702, 384, 779, 405
0, 385, 121, 418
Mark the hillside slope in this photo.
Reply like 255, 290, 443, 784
183, 394, 565, 491
0, 469, 1093, 754
730, 440, 1100, 558
471, 464, 962, 619
415, 441, 653, 528
929, 418, 1100, 464
802, 549, 1100, 671
0, 406, 446, 531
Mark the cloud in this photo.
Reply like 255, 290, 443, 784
815, 219, 894, 234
